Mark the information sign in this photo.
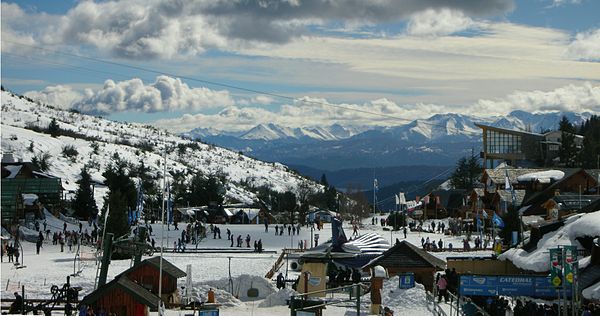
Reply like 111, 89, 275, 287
398, 273, 415, 289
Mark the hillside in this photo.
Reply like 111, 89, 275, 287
0, 91, 321, 209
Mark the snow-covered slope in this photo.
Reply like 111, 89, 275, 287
0, 91, 320, 208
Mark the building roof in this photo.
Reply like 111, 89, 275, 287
523, 169, 595, 206
580, 264, 600, 296
139, 256, 187, 279
80, 275, 160, 309
484, 168, 547, 186
475, 124, 544, 137
363, 240, 446, 270
496, 189, 526, 206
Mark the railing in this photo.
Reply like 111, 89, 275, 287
289, 283, 365, 315
426, 290, 448, 316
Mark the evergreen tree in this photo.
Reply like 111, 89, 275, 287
320, 174, 329, 187
104, 190, 131, 238
578, 115, 600, 168
73, 165, 98, 219
558, 116, 578, 167
450, 155, 482, 191
48, 118, 61, 137
102, 156, 137, 235
189, 173, 224, 206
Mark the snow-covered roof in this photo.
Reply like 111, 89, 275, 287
3, 165, 22, 178
22, 193, 38, 206
499, 211, 600, 272
517, 170, 565, 183
582, 280, 600, 301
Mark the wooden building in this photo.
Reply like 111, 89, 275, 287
80, 275, 159, 316
362, 240, 446, 291
123, 256, 186, 303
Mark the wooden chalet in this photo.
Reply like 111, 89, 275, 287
362, 240, 446, 291
80, 275, 159, 316
123, 256, 186, 303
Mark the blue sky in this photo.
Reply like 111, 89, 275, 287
1, 0, 599, 132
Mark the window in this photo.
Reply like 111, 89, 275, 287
486, 130, 521, 154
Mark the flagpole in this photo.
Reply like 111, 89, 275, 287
158, 144, 167, 314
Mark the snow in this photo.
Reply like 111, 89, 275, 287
499, 211, 600, 272
205, 274, 277, 301
517, 170, 565, 183
381, 276, 430, 315
190, 284, 243, 307
372, 265, 388, 278
258, 288, 298, 307
582, 280, 600, 300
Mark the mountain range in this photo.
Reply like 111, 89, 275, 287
184, 111, 593, 173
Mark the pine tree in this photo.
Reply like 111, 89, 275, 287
450, 155, 482, 191
558, 116, 578, 167
104, 190, 131, 238
73, 165, 98, 219
189, 173, 224, 206
578, 115, 600, 168
48, 118, 61, 137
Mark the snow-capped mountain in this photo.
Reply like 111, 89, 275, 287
190, 111, 593, 171
0, 91, 321, 208
240, 123, 359, 141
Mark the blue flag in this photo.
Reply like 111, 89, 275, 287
493, 213, 505, 228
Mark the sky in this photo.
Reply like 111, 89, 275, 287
1, 0, 600, 133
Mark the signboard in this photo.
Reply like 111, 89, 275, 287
198, 310, 219, 316
398, 273, 415, 289
459, 275, 572, 298
459, 276, 498, 296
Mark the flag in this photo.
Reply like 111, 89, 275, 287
399, 192, 406, 204
505, 169, 517, 206
481, 210, 488, 219
374, 179, 379, 191
549, 248, 563, 287
423, 195, 430, 205
167, 183, 173, 224
135, 179, 144, 221
435, 196, 440, 206
476, 214, 482, 230
492, 212, 505, 228
415, 196, 420, 203
395, 194, 400, 205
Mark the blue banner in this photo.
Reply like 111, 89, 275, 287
460, 275, 572, 298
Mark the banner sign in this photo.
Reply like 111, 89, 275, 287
460, 275, 572, 298
549, 248, 562, 287
563, 245, 578, 284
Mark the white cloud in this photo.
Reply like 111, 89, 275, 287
25, 76, 234, 114
24, 85, 83, 109
567, 28, 600, 61
152, 82, 600, 133
470, 82, 600, 115
406, 9, 477, 37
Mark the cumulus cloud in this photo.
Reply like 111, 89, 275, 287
471, 82, 600, 115
1, 0, 514, 59
567, 28, 600, 61
24, 85, 83, 109
25, 76, 234, 115
406, 8, 477, 37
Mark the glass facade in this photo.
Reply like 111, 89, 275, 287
486, 130, 522, 154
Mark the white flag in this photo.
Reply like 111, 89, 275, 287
395, 194, 400, 205
399, 192, 406, 204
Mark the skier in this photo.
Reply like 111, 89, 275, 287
403, 227, 407, 239
245, 234, 251, 248
275, 225, 279, 235
227, 228, 231, 240
36, 231, 44, 254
